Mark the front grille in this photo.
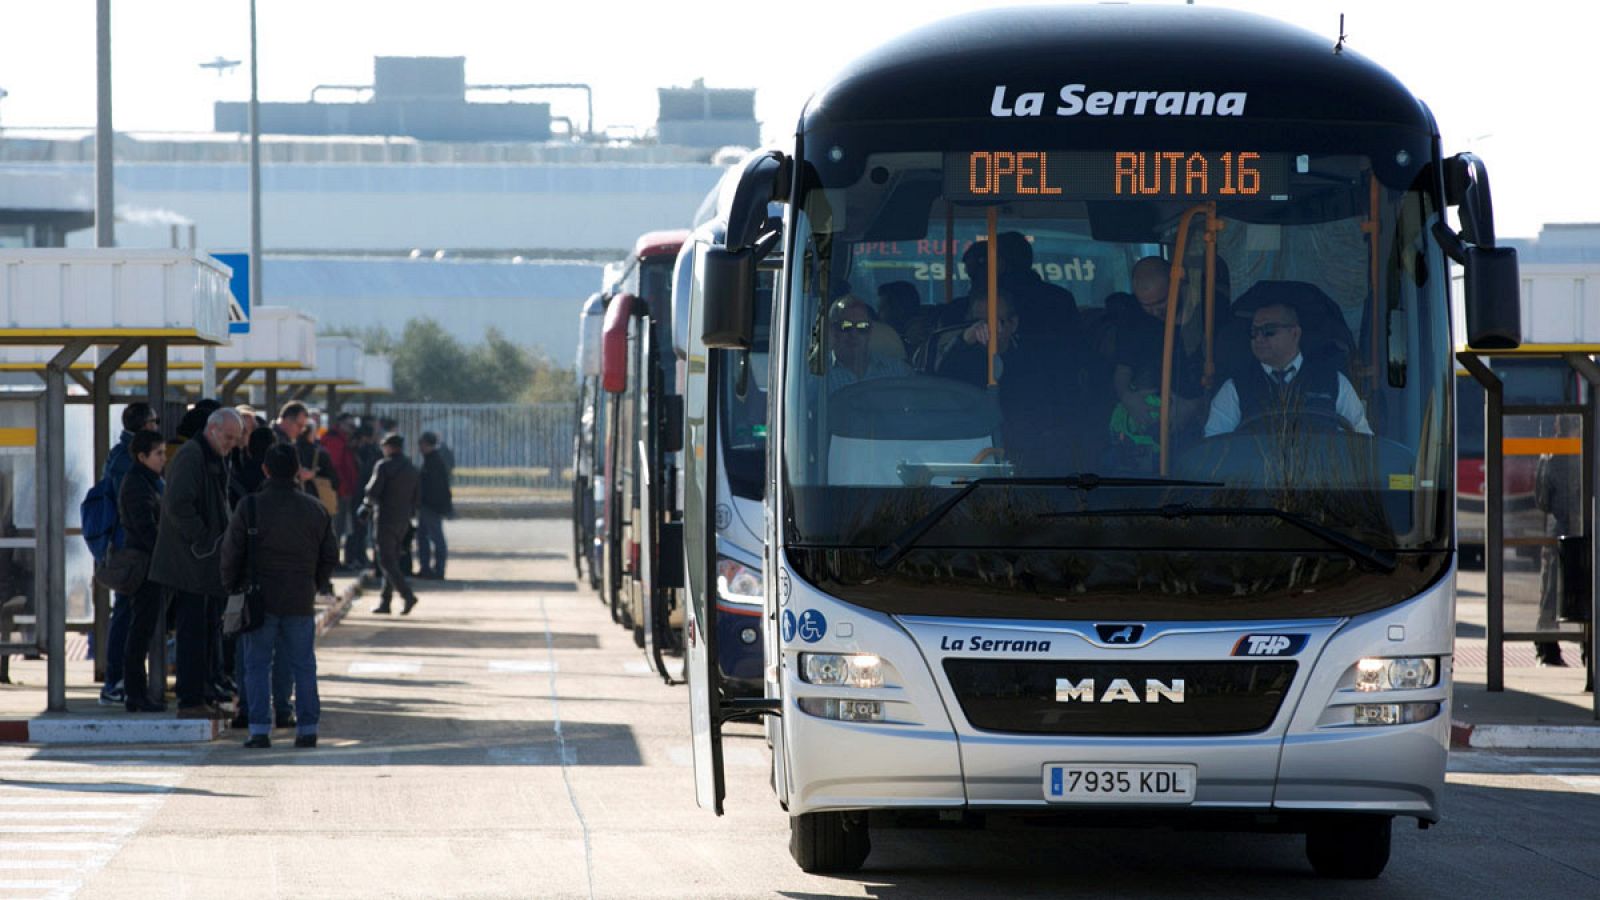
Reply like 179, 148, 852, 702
943, 659, 1297, 736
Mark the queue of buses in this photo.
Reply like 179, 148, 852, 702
574, 5, 1524, 880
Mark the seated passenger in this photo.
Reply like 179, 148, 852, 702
1109, 257, 1206, 454
826, 296, 910, 393
934, 291, 1019, 388
1203, 301, 1372, 437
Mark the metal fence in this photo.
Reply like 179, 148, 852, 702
365, 403, 572, 492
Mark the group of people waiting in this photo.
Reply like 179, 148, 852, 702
826, 233, 1372, 473
93, 399, 455, 749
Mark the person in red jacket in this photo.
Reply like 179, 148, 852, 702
319, 413, 359, 569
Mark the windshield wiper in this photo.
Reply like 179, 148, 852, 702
1037, 503, 1398, 573
872, 475, 1222, 570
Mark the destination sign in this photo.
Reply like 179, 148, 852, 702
944, 150, 1291, 202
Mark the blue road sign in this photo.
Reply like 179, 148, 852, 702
211, 252, 250, 335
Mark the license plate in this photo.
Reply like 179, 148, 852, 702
1043, 764, 1197, 804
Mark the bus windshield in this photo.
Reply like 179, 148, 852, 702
781, 124, 1454, 619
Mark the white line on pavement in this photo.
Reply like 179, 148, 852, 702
0, 860, 96, 869
622, 660, 652, 675
0, 812, 137, 821
1555, 776, 1600, 793
0, 783, 174, 794
0, 825, 135, 834
540, 593, 595, 900
0, 770, 181, 780
0, 842, 118, 853
0, 798, 158, 806
348, 661, 422, 675
489, 660, 556, 673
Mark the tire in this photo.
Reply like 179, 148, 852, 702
1306, 815, 1391, 879
789, 811, 870, 873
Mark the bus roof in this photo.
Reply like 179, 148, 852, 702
634, 229, 691, 261
802, 6, 1432, 134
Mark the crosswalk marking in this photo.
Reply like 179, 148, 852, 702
0, 752, 198, 899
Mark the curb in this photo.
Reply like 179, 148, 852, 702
1453, 719, 1600, 750
0, 581, 363, 745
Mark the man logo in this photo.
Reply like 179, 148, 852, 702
1096, 624, 1144, 645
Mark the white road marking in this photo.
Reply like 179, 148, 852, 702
348, 661, 421, 675
622, 660, 652, 675
489, 660, 556, 673
1555, 776, 1600, 793
0, 754, 197, 899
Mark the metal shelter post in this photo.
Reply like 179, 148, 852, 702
221, 367, 254, 404
1566, 353, 1600, 715
1460, 353, 1506, 691
264, 369, 278, 419
42, 340, 90, 712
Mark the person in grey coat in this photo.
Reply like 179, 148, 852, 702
222, 444, 338, 748
362, 433, 421, 615
148, 408, 242, 717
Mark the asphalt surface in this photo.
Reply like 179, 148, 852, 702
1, 519, 1594, 899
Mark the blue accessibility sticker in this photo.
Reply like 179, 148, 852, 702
797, 609, 827, 643
781, 610, 797, 643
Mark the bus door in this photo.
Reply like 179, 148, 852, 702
601, 293, 636, 624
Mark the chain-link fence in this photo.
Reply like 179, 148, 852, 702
365, 403, 573, 499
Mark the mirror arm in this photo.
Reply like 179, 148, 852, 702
1432, 220, 1468, 265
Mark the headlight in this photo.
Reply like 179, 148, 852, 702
799, 653, 884, 688
716, 556, 762, 605
798, 698, 884, 722
1353, 657, 1438, 692
1352, 702, 1440, 726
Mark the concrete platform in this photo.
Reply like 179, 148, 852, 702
0, 578, 359, 744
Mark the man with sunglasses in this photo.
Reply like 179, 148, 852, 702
826, 296, 909, 393
1203, 302, 1371, 437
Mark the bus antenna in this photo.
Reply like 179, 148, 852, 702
1334, 14, 1348, 53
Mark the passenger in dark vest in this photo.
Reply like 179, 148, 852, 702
1203, 302, 1371, 437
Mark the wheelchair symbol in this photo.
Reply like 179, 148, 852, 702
797, 609, 827, 643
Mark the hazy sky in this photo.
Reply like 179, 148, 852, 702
0, 0, 1591, 238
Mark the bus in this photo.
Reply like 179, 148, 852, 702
674, 192, 779, 693
572, 292, 607, 588
681, 6, 1519, 878
598, 231, 689, 653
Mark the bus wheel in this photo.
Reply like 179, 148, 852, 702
1305, 815, 1391, 879
789, 811, 870, 873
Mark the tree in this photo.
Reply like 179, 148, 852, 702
336, 317, 576, 404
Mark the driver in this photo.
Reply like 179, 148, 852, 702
826, 296, 910, 393
1203, 302, 1371, 437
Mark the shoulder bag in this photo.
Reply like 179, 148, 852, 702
222, 496, 266, 636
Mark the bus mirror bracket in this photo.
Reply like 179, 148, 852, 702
661, 394, 684, 454
703, 247, 755, 350
726, 151, 790, 253
1440, 153, 1520, 351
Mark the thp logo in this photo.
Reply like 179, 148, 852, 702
1095, 624, 1145, 645
1233, 634, 1309, 657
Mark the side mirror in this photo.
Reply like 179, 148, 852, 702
702, 248, 754, 350
725, 151, 789, 252
1441, 153, 1520, 351
601, 293, 636, 394
1463, 246, 1520, 350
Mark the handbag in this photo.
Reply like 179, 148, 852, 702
94, 546, 149, 594
312, 476, 339, 516
223, 496, 266, 636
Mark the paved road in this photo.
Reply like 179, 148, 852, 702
0, 520, 1594, 899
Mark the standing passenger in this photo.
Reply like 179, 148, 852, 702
416, 432, 453, 580
118, 429, 167, 712
98, 402, 160, 707
222, 444, 338, 748
148, 408, 241, 719
363, 434, 421, 615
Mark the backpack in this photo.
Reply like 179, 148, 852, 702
80, 475, 124, 563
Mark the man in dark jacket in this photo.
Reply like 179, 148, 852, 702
118, 430, 168, 713
149, 408, 241, 718
272, 401, 319, 493
99, 402, 160, 707
348, 424, 380, 568
222, 444, 338, 748
416, 431, 453, 580
362, 433, 420, 615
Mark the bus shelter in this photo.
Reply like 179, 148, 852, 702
0, 249, 231, 711
272, 336, 364, 415
1457, 342, 1599, 717
112, 306, 318, 405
